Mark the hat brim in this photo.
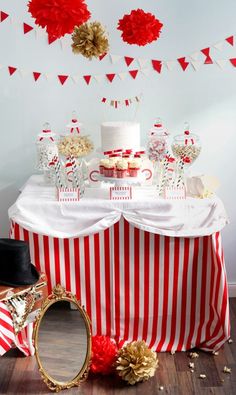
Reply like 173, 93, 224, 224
0, 264, 40, 288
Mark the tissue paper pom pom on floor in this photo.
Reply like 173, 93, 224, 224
72, 21, 109, 59
117, 8, 163, 46
28, 0, 91, 39
116, 340, 158, 385
91, 335, 118, 375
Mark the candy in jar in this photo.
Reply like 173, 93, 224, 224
36, 122, 58, 171
147, 118, 170, 162
171, 122, 201, 165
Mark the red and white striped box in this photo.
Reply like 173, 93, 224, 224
164, 187, 186, 200
110, 186, 132, 200
57, 188, 80, 202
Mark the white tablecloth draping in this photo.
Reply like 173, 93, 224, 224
8, 175, 228, 239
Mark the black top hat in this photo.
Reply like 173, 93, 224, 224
0, 239, 40, 287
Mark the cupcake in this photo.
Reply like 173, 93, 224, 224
104, 160, 115, 177
116, 160, 128, 178
122, 154, 131, 167
109, 154, 121, 166
99, 158, 110, 174
129, 159, 141, 177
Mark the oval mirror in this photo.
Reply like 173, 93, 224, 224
34, 285, 91, 392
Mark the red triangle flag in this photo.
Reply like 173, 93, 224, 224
83, 75, 92, 85
106, 73, 116, 83
0, 11, 9, 22
99, 53, 107, 61
48, 35, 57, 45
58, 75, 68, 85
129, 70, 139, 79
8, 66, 17, 76
201, 48, 210, 57
226, 36, 234, 46
229, 58, 236, 67
201, 48, 213, 64
152, 60, 162, 73
124, 56, 134, 66
23, 23, 33, 34
33, 72, 41, 81
177, 57, 189, 71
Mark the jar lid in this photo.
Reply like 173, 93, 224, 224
66, 110, 82, 132
37, 122, 56, 141
174, 122, 200, 145
149, 118, 169, 138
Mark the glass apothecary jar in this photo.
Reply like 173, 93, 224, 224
147, 118, 170, 162
36, 123, 58, 184
171, 122, 201, 165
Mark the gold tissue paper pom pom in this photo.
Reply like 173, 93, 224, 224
116, 340, 158, 385
71, 21, 109, 60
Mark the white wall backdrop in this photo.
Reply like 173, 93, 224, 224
0, 0, 236, 283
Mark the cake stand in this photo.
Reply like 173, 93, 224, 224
89, 169, 152, 186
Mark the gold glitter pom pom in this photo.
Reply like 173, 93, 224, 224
71, 21, 109, 60
116, 340, 158, 385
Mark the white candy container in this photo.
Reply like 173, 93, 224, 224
36, 122, 58, 183
147, 118, 170, 162
172, 122, 201, 165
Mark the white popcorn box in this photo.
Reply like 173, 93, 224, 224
57, 188, 80, 202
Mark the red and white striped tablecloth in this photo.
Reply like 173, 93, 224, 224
10, 218, 230, 352
0, 302, 34, 356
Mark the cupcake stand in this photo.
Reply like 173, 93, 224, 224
7, 173, 230, 354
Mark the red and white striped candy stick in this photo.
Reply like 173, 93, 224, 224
65, 157, 74, 186
158, 152, 172, 194
52, 156, 63, 188
176, 156, 191, 187
70, 155, 80, 188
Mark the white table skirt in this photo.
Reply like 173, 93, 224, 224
8, 175, 228, 239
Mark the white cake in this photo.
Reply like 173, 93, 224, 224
101, 122, 140, 151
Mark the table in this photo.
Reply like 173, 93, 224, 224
8, 175, 230, 352
0, 302, 34, 356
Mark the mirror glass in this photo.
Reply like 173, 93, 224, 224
37, 300, 88, 383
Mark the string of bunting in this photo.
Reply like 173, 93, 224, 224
101, 94, 142, 108
0, 9, 60, 44
1, 57, 236, 86
0, 9, 235, 67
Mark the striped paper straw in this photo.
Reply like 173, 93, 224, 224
158, 155, 169, 195
53, 156, 63, 188
70, 155, 80, 188
176, 157, 185, 188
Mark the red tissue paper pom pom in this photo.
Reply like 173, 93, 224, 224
117, 8, 163, 46
28, 0, 91, 39
91, 335, 118, 375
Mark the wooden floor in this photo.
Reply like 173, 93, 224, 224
0, 298, 236, 395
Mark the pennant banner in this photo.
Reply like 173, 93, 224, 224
0, 57, 235, 86
101, 94, 142, 109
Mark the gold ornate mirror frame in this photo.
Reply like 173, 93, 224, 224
33, 284, 91, 392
